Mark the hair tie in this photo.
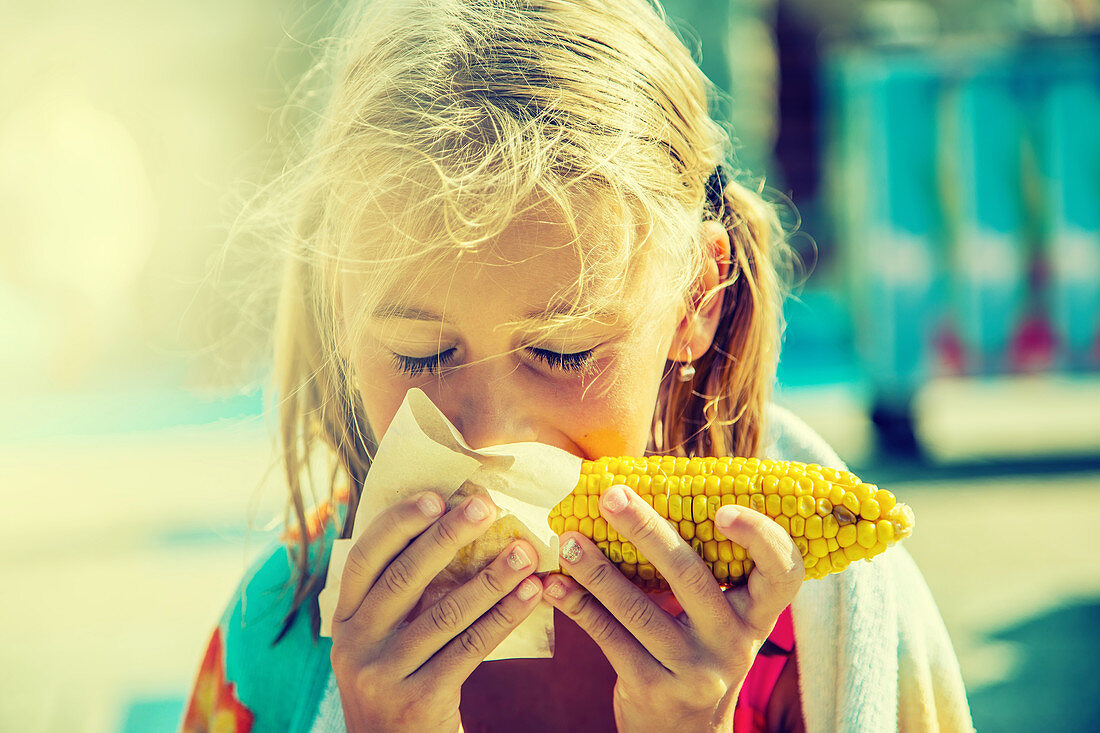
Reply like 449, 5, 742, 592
704, 164, 728, 219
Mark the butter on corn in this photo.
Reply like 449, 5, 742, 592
548, 456, 914, 589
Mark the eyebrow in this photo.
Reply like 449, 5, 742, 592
371, 302, 623, 324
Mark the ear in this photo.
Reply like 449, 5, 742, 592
667, 220, 732, 363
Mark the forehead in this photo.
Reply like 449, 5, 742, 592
347, 196, 670, 321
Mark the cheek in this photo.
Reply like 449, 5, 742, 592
554, 351, 666, 457
351, 353, 410, 439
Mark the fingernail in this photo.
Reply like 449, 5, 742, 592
507, 545, 532, 571
715, 505, 737, 527
516, 578, 540, 601
545, 581, 566, 599
602, 485, 628, 513
417, 493, 443, 517
465, 496, 489, 522
560, 537, 582, 564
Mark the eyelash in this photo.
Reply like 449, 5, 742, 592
390, 347, 595, 376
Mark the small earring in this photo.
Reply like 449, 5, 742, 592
678, 347, 696, 382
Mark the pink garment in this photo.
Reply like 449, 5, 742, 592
734, 606, 794, 732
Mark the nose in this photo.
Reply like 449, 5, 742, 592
442, 371, 539, 450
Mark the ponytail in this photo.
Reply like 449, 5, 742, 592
651, 176, 788, 459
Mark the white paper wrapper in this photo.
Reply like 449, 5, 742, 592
317, 388, 582, 659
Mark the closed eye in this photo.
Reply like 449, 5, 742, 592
528, 347, 596, 373
390, 346, 597, 377
391, 348, 457, 376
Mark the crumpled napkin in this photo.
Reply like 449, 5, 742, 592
317, 388, 582, 659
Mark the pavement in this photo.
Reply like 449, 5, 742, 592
2, 377, 1099, 732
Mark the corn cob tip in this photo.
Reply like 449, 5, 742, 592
887, 503, 915, 542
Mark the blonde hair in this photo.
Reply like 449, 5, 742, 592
254, 0, 792, 639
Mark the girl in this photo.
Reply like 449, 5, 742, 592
182, 0, 973, 731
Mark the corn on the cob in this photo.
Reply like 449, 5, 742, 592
547, 456, 914, 589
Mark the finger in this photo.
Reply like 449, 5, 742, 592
597, 484, 732, 639
541, 573, 665, 683
354, 494, 498, 635
334, 490, 446, 625
393, 540, 540, 673
420, 573, 544, 689
554, 531, 685, 665
714, 504, 804, 634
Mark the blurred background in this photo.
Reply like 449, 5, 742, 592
1, 0, 1098, 730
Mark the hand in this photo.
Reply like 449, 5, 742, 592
330, 492, 544, 732
543, 484, 804, 733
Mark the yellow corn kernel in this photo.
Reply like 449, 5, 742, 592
829, 485, 846, 506
678, 476, 692, 496
593, 517, 608, 543
579, 516, 593, 538
692, 494, 708, 522
876, 519, 895, 545
781, 495, 798, 517
653, 493, 668, 518
796, 495, 814, 518
842, 491, 861, 517
790, 515, 805, 538
719, 475, 734, 496
704, 474, 720, 496
778, 476, 795, 496
837, 524, 858, 548
857, 520, 877, 549
805, 514, 823, 540
876, 488, 896, 515
669, 494, 683, 522
844, 543, 867, 562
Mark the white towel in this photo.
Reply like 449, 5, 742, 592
310, 405, 975, 732
767, 405, 974, 733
